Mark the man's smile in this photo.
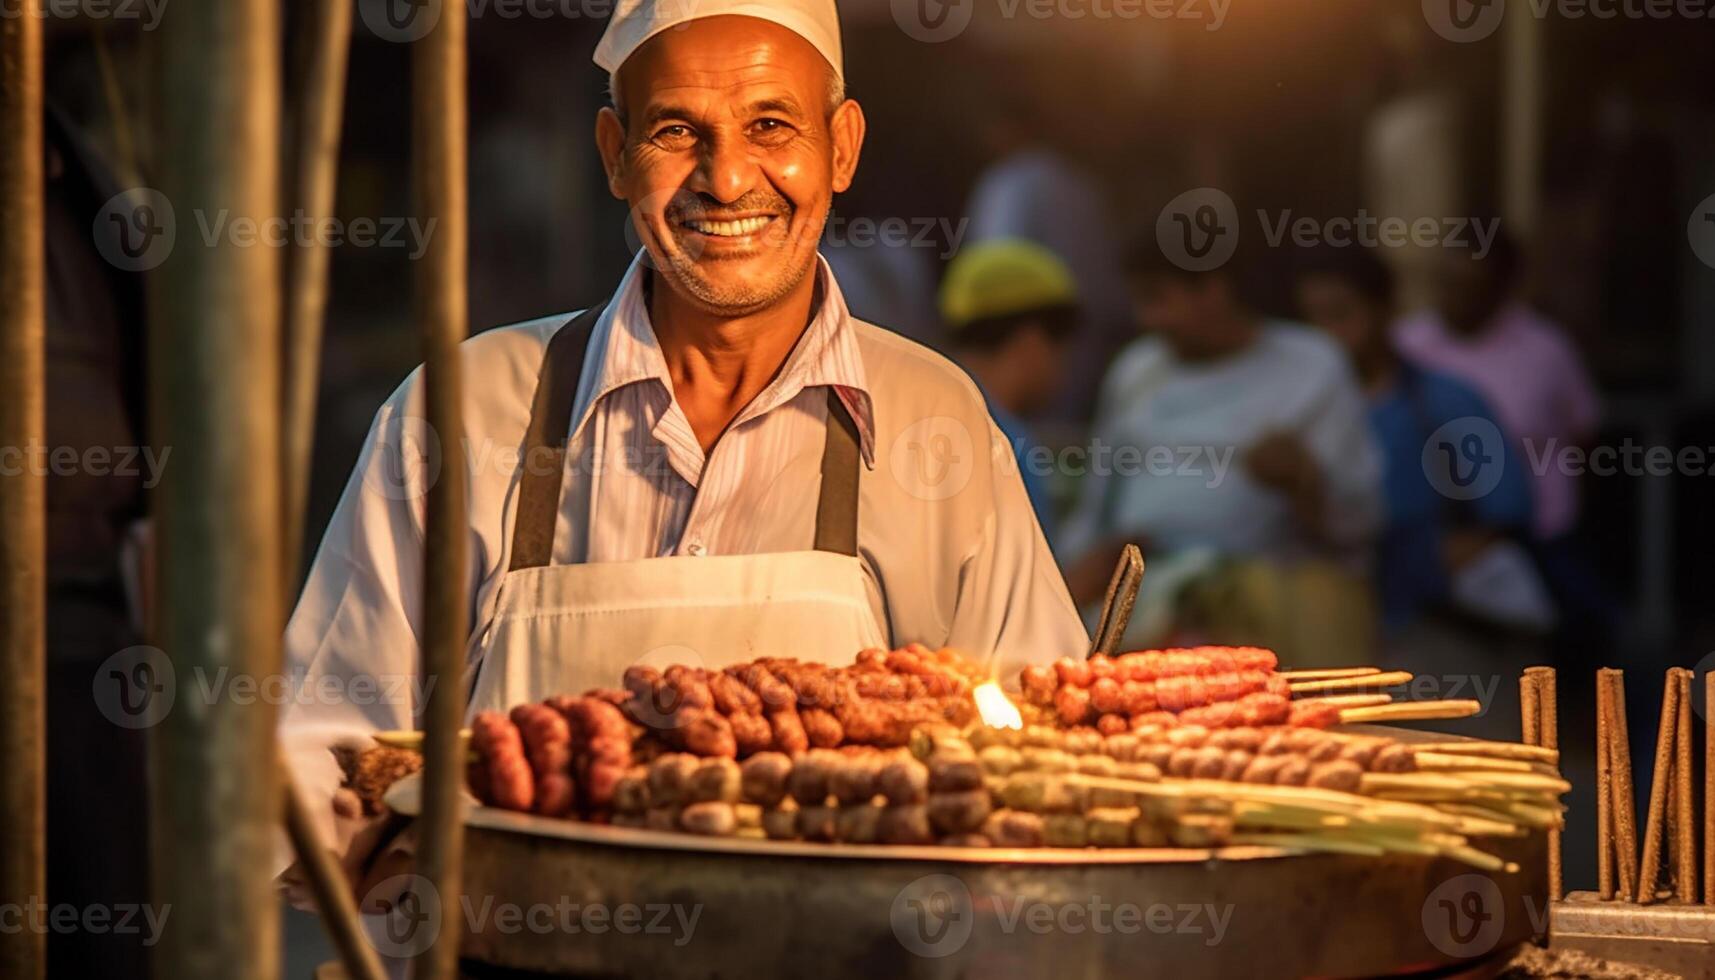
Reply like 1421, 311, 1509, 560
674, 212, 782, 240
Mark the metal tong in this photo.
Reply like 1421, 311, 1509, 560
1087, 544, 1145, 658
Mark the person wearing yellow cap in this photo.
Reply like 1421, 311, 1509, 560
278, 0, 1088, 892
941, 240, 1080, 541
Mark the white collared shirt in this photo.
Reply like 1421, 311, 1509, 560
282, 253, 1086, 751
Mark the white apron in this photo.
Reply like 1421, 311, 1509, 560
466, 303, 888, 714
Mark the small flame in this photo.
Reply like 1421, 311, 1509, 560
974, 681, 1023, 730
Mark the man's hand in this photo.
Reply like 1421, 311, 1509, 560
1244, 431, 1327, 536
1064, 537, 1145, 607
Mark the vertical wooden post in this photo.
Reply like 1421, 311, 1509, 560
150, 0, 283, 976
413, 0, 470, 974
282, 0, 355, 584
0, 5, 46, 979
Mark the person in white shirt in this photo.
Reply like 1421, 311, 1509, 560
1061, 244, 1383, 611
279, 0, 1085, 889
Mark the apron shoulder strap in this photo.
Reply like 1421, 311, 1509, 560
508, 305, 863, 569
814, 388, 861, 557
509, 304, 606, 571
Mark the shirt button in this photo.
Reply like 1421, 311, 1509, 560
685, 541, 706, 557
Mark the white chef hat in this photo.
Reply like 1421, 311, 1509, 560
592, 0, 844, 81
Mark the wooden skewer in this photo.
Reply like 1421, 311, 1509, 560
1339, 699, 1479, 724
1596, 670, 1614, 899
1636, 670, 1680, 905
1409, 741, 1559, 765
1278, 667, 1381, 682
1290, 670, 1413, 695
1296, 693, 1393, 710
1606, 669, 1640, 901
1526, 666, 1562, 901
1673, 669, 1695, 903
1415, 751, 1538, 774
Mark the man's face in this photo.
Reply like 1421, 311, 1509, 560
1435, 252, 1507, 335
1133, 274, 1223, 357
595, 16, 865, 317
1296, 273, 1381, 358
1008, 321, 1068, 415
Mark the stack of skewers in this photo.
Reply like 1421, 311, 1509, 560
364, 645, 1562, 870
590, 717, 1566, 871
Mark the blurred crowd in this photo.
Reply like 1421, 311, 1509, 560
869, 182, 1612, 676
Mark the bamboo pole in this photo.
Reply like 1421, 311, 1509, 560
1673, 670, 1694, 902
281, 0, 354, 584
271, 4, 388, 978
1636, 671, 1679, 905
281, 754, 386, 980
1596, 671, 1614, 899
0, 6, 46, 979
150, 0, 284, 975
413, 0, 470, 974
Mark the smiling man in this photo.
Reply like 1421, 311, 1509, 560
279, 0, 1085, 867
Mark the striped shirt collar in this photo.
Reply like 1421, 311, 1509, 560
569, 251, 876, 478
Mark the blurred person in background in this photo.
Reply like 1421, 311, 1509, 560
964, 81, 1128, 424
940, 239, 1081, 541
1394, 234, 1615, 636
1059, 244, 1382, 664
1295, 247, 1545, 635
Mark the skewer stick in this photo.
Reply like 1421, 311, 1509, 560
1673, 669, 1695, 903
1596, 672, 1614, 899
1339, 699, 1480, 723
1296, 693, 1393, 710
1636, 670, 1679, 905
1278, 667, 1381, 682
1606, 669, 1640, 900
1706, 670, 1714, 906
1526, 666, 1561, 900
1415, 752, 1538, 774
1289, 670, 1413, 695
1409, 741, 1558, 765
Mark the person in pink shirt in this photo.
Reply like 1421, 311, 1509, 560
1395, 234, 1601, 541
